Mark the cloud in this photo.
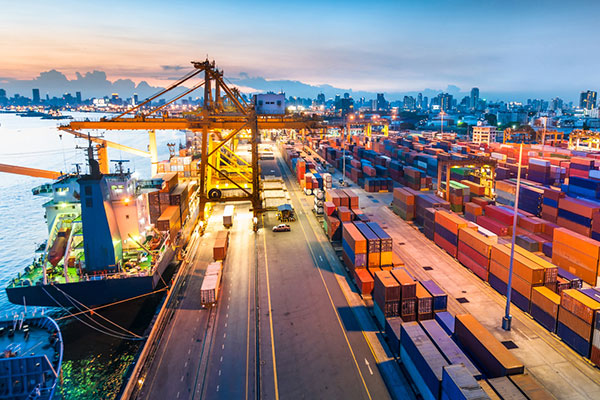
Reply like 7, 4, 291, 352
160, 65, 187, 71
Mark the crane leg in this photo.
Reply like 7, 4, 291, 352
149, 130, 158, 176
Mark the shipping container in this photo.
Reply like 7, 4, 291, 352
416, 282, 434, 320
156, 205, 181, 232
420, 319, 482, 380
385, 317, 403, 356
486, 377, 527, 399
223, 205, 234, 227
441, 364, 488, 400
435, 311, 455, 335
421, 280, 448, 312
201, 263, 223, 306
400, 322, 449, 400
508, 373, 556, 400
454, 314, 524, 378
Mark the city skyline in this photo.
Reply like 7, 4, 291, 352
2, 0, 600, 101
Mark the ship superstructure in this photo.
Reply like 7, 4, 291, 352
5, 154, 195, 308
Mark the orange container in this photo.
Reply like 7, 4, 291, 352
458, 227, 494, 257
552, 252, 597, 286
553, 228, 600, 260
560, 289, 600, 325
531, 287, 560, 317
342, 222, 367, 254
491, 245, 544, 285
489, 260, 533, 300
558, 307, 592, 340
435, 210, 469, 235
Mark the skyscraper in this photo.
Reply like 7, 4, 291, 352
417, 93, 423, 109
76, 91, 82, 104
376, 93, 388, 111
437, 93, 453, 112
470, 87, 479, 110
316, 93, 325, 105
580, 90, 597, 110
0, 88, 6, 99
32, 88, 40, 104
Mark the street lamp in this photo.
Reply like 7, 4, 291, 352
503, 143, 524, 331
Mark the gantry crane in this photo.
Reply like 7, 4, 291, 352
503, 127, 563, 145
568, 129, 600, 151
437, 155, 497, 201
60, 58, 322, 219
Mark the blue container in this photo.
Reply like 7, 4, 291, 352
441, 364, 487, 400
530, 303, 557, 333
557, 208, 592, 226
421, 280, 448, 312
420, 320, 482, 380
511, 288, 531, 313
542, 242, 553, 258
435, 223, 458, 246
489, 273, 507, 296
400, 322, 449, 400
435, 312, 455, 335
557, 321, 591, 357
385, 317, 402, 356
558, 268, 583, 288
542, 197, 558, 208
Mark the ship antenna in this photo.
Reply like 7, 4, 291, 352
87, 134, 101, 177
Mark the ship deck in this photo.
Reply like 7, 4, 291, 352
0, 321, 57, 364
10, 255, 154, 288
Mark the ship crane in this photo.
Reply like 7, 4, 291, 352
59, 58, 323, 220
0, 163, 62, 180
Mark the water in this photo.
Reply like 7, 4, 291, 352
0, 112, 184, 399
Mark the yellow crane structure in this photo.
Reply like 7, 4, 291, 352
437, 156, 497, 201
502, 127, 563, 145
568, 129, 600, 151
60, 58, 321, 219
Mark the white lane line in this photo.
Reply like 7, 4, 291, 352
226, 313, 229, 318
225, 322, 228, 327
222, 344, 225, 349
184, 361, 188, 367
188, 349, 191, 355
220, 356, 223, 362
365, 358, 373, 375
223, 332, 227, 338
177, 392, 180, 398
217, 385, 220, 392
228, 296, 231, 300
219, 369, 222, 376
227, 304, 230, 309
180, 375, 184, 382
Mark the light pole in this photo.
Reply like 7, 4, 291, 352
503, 143, 524, 331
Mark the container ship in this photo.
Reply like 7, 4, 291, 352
0, 314, 63, 399
5, 151, 197, 308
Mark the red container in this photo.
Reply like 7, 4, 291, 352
354, 268, 374, 295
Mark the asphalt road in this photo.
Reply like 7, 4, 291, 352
257, 152, 392, 400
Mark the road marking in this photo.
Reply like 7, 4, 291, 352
227, 304, 230, 309
262, 214, 280, 400
319, 256, 323, 261
226, 313, 229, 318
217, 385, 220, 392
224, 333, 227, 338
219, 369, 222, 376
188, 349, 191, 355
181, 375, 184, 382
222, 344, 225, 350
177, 392, 180, 398
365, 358, 373, 375
185, 361, 188, 367
225, 322, 228, 327
220, 356, 223, 362
228, 296, 231, 300
295, 194, 373, 400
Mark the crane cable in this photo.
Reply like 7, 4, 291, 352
40, 286, 145, 341
52, 285, 145, 339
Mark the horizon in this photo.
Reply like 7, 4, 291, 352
2, 1, 600, 102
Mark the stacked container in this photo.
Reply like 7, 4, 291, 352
454, 314, 524, 378
489, 244, 545, 313
342, 222, 367, 273
557, 197, 600, 237
213, 230, 229, 261
541, 187, 564, 223
416, 282, 434, 321
434, 210, 470, 258
421, 280, 448, 312
552, 227, 600, 286
557, 289, 600, 357
457, 227, 496, 282
391, 187, 416, 221
367, 222, 393, 267
530, 286, 560, 333
391, 269, 417, 321
354, 222, 380, 268
373, 270, 401, 324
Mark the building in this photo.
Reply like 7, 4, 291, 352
417, 93, 423, 109
580, 90, 597, 110
316, 93, 325, 105
376, 93, 388, 111
437, 93, 453, 112
403, 96, 416, 111
253, 93, 285, 115
472, 124, 497, 145
76, 92, 82, 104
32, 88, 40, 104
470, 87, 479, 110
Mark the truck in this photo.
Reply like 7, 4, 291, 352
223, 205, 234, 228
201, 261, 223, 306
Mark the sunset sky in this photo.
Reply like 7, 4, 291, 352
1, 0, 599, 98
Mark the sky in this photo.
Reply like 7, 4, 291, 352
1, 0, 599, 102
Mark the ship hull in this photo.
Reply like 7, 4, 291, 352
6, 245, 176, 308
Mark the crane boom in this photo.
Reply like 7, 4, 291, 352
60, 128, 151, 158
0, 163, 62, 179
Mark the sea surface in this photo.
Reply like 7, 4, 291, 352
0, 112, 184, 399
